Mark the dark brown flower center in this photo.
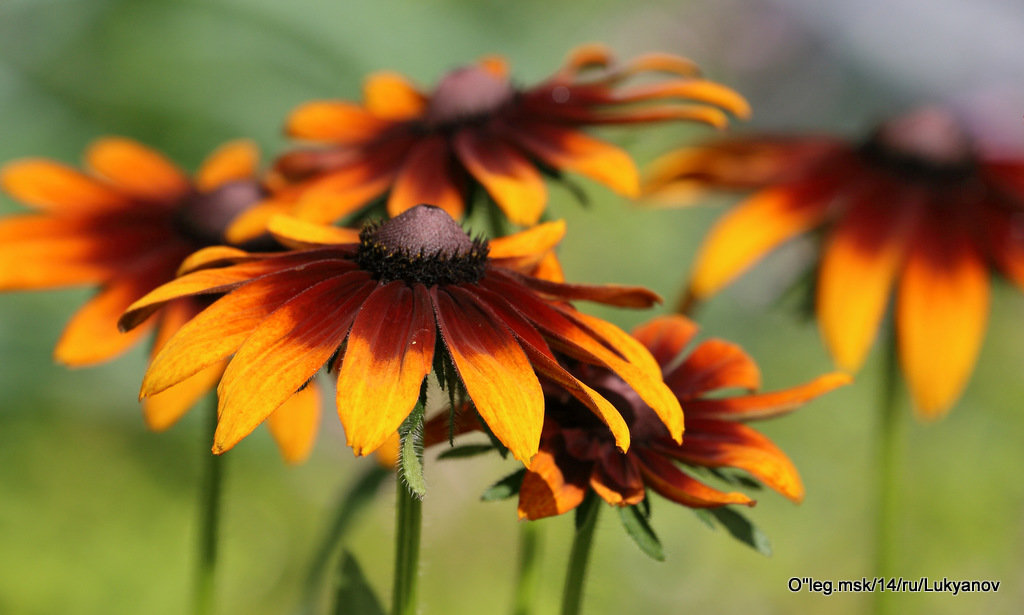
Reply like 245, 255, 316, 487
860, 107, 976, 181
426, 65, 515, 128
173, 180, 267, 247
355, 204, 488, 285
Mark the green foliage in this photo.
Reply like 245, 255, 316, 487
398, 392, 427, 499
617, 504, 665, 562
436, 444, 496, 460
332, 551, 385, 615
481, 469, 526, 501
694, 507, 773, 557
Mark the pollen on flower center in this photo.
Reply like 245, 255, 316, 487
861, 107, 976, 180
355, 204, 489, 285
426, 65, 515, 128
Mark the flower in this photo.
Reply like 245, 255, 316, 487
227, 44, 749, 240
0, 138, 320, 462
119, 205, 684, 462
644, 107, 1024, 417
513, 315, 850, 520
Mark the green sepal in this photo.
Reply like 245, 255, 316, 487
617, 504, 665, 561
694, 507, 773, 557
481, 468, 526, 501
398, 389, 427, 499
437, 443, 496, 460
332, 550, 385, 615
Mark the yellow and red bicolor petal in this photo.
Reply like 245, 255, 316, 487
630, 315, 699, 367
502, 268, 662, 308
508, 123, 640, 198
224, 196, 295, 243
0, 216, 170, 290
531, 252, 565, 283
663, 338, 761, 399
267, 384, 322, 464
195, 140, 260, 192
635, 450, 753, 508
336, 282, 436, 456
682, 372, 851, 420
981, 201, 1024, 291
1, 159, 129, 211
589, 449, 645, 507
213, 275, 375, 454
817, 183, 919, 371
142, 299, 222, 430
120, 249, 355, 329
468, 284, 630, 451
897, 217, 989, 418
552, 44, 614, 80
518, 447, 590, 520
85, 137, 190, 204
658, 419, 804, 503
176, 246, 253, 275
688, 176, 838, 299
610, 80, 750, 119
453, 130, 547, 227
363, 71, 428, 121
55, 248, 183, 366
286, 101, 393, 143
386, 135, 465, 219
267, 215, 361, 249
140, 264, 364, 397
432, 286, 544, 463
481, 273, 683, 443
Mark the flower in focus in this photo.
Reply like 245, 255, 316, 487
228, 44, 749, 239
513, 315, 849, 520
119, 205, 684, 462
644, 107, 1024, 417
0, 138, 320, 462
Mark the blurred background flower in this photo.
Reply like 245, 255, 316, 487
2, 1, 1023, 614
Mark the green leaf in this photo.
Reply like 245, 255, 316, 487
481, 468, 526, 501
332, 550, 385, 615
706, 507, 773, 557
437, 444, 495, 460
398, 393, 427, 499
618, 505, 665, 561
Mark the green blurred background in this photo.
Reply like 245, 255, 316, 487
2, 0, 1023, 613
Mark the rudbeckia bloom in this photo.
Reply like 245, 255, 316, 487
512, 315, 849, 520
645, 107, 1024, 417
0, 138, 320, 461
119, 205, 684, 463
228, 44, 749, 239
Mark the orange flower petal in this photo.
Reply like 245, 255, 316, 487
1, 159, 128, 211
364, 71, 427, 120
292, 156, 401, 224
556, 44, 614, 78
817, 185, 918, 371
589, 451, 645, 506
224, 197, 293, 243
664, 338, 761, 398
515, 271, 662, 308
286, 101, 392, 143
689, 177, 837, 299
636, 451, 753, 508
510, 124, 639, 197
144, 362, 226, 431
518, 448, 589, 520
336, 283, 436, 456
141, 265, 365, 397
85, 137, 189, 203
120, 250, 354, 330
613, 80, 750, 119
386, 135, 464, 219
177, 246, 252, 276
55, 250, 181, 366
453, 130, 547, 226
195, 140, 259, 192
213, 275, 375, 454
531, 252, 565, 283
663, 419, 804, 503
489, 220, 566, 260
432, 286, 544, 463
267, 383, 322, 464
630, 315, 699, 366
897, 221, 989, 418
683, 372, 851, 420
267, 215, 361, 249
610, 52, 701, 79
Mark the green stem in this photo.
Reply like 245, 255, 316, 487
391, 477, 423, 615
195, 399, 224, 615
560, 496, 600, 615
302, 464, 390, 613
874, 335, 903, 615
512, 523, 543, 615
